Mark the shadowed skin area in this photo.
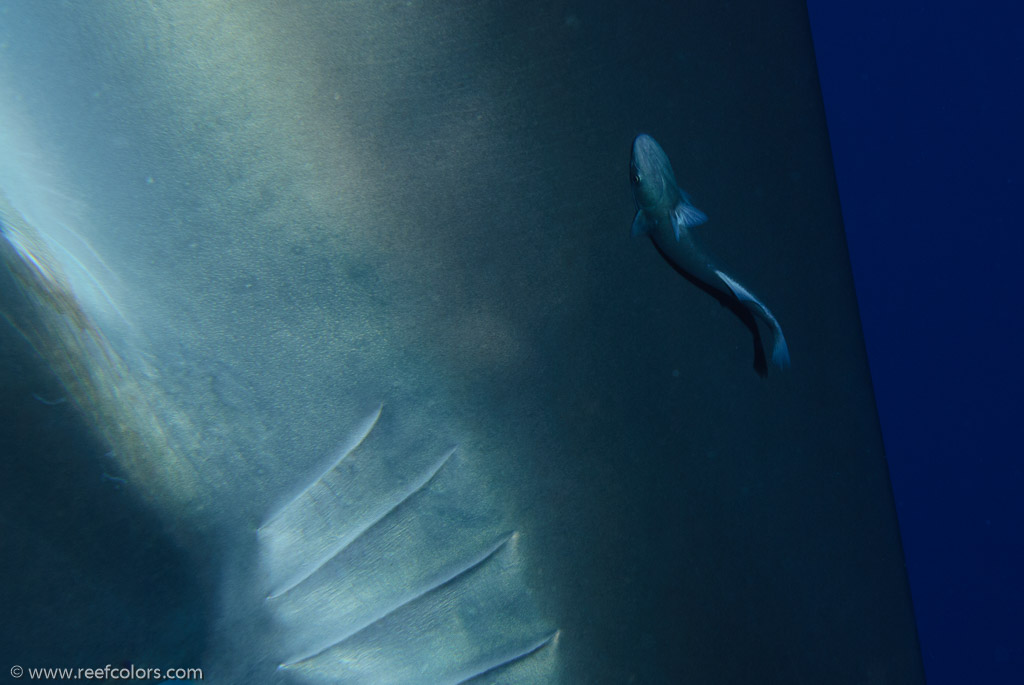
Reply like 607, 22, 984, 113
629, 133, 789, 376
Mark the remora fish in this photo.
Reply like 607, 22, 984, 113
629, 133, 790, 373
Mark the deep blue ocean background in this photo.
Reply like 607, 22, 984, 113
807, 2, 1023, 682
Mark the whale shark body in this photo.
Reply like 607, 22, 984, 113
0, 3, 924, 684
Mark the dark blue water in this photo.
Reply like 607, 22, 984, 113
807, 3, 1024, 682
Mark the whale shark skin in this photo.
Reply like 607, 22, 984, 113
0, 2, 924, 683
0, 3, 564, 682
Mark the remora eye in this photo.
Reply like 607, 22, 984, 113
631, 173, 641, 185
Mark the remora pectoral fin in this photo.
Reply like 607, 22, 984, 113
631, 211, 653, 237
671, 202, 708, 239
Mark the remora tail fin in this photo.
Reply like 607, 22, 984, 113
714, 269, 790, 369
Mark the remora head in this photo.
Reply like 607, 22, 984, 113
630, 134, 677, 212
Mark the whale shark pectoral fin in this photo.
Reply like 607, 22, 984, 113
671, 202, 708, 240
714, 269, 791, 369
631, 211, 652, 237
